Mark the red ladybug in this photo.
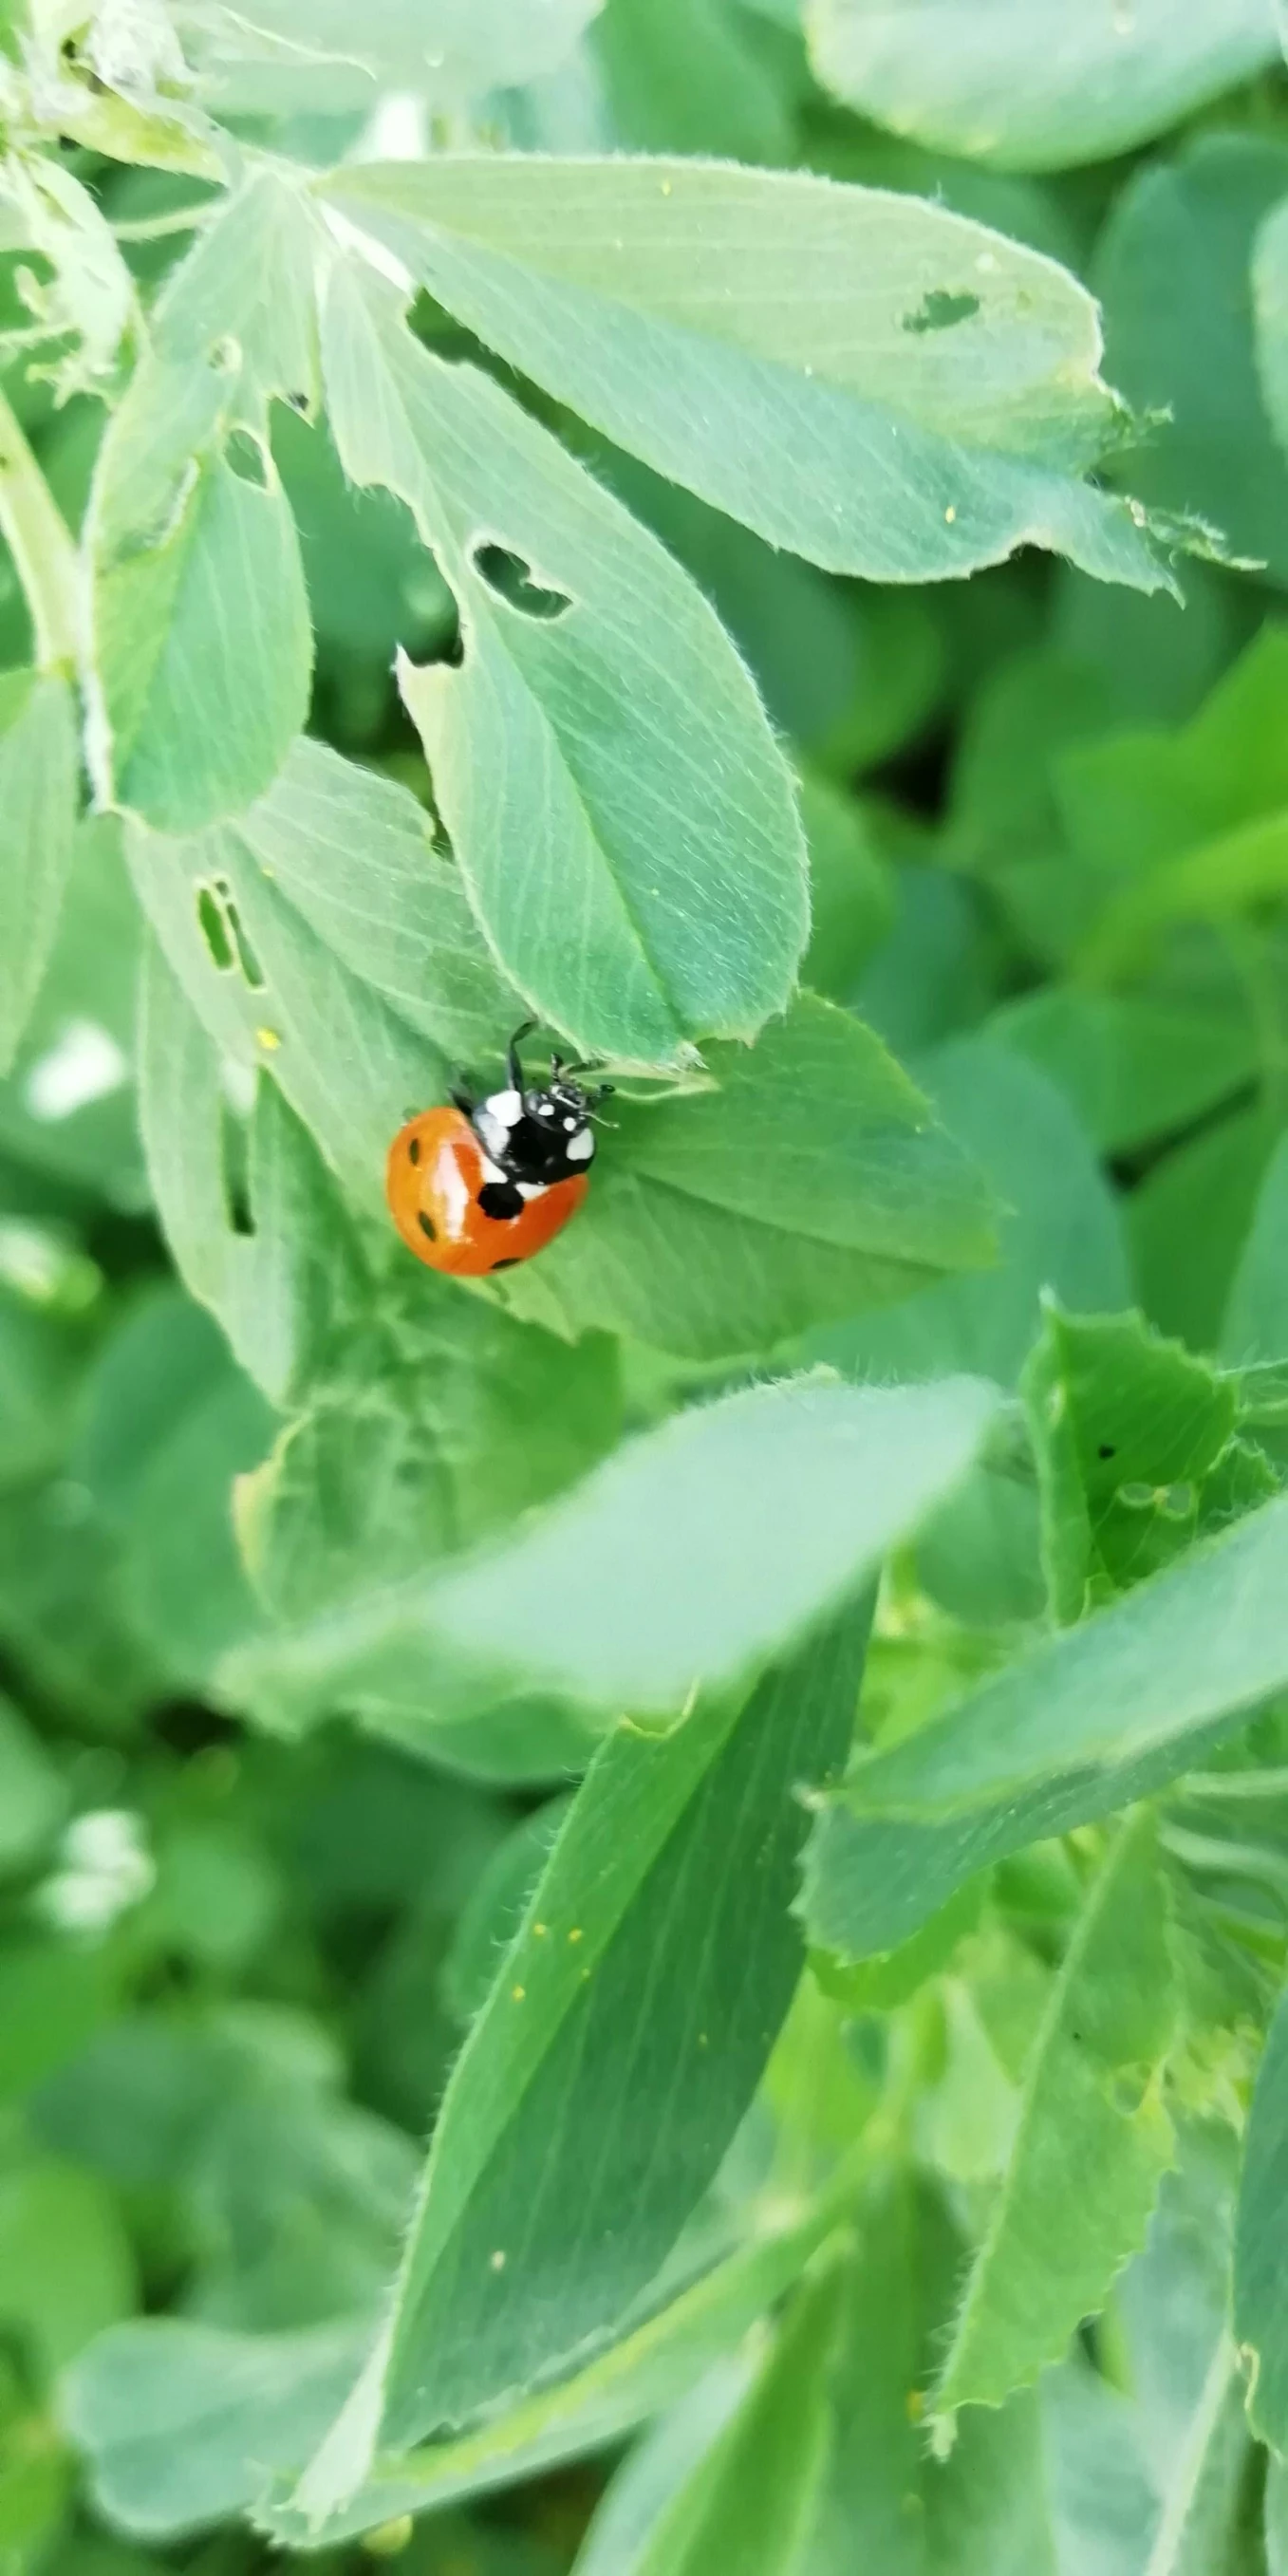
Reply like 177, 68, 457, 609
386, 1023, 611, 1278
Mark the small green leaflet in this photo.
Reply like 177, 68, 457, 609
806, 0, 1279, 177
803, 1485, 1288, 1959
228, 1373, 994, 1730
933, 1812, 1176, 2426
321, 156, 1167, 590
0, 669, 79, 1073
87, 171, 318, 831
289, 1604, 870, 2504
1022, 1299, 1275, 1623
1234, 1982, 1288, 2453
320, 259, 807, 1069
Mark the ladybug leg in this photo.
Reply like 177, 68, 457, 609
506, 1021, 537, 1091
449, 1081, 476, 1118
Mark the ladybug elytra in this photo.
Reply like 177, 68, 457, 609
386, 1023, 611, 1277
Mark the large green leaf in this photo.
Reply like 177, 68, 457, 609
1096, 136, 1288, 587
0, 669, 79, 1074
227, 1373, 994, 1731
1234, 1983, 1288, 2452
806, 0, 1278, 176
322, 157, 1167, 591
590, 0, 796, 163
933, 1813, 1175, 2425
289, 1603, 870, 2507
320, 260, 807, 1067
495, 996, 998, 1360
87, 170, 318, 831
804, 1487, 1288, 1958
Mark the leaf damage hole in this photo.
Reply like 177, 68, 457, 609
471, 542, 572, 622
219, 1098, 254, 1240
195, 880, 266, 991
225, 427, 270, 490
902, 289, 981, 337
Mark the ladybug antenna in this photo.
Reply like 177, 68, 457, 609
506, 1021, 537, 1089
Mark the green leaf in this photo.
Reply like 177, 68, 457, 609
1255, 195, 1288, 464
597, 2261, 844, 2576
1223, 1131, 1288, 1365
229, 1373, 994, 1731
87, 171, 319, 831
1021, 1300, 1271, 1623
322, 157, 1167, 592
806, 0, 1278, 176
320, 260, 807, 1068
124, 737, 513, 1211
0, 2160, 135, 2387
804, 1486, 1288, 1958
799, 775, 895, 1003
590, 0, 796, 163
1096, 136, 1288, 586
991, 988, 1259, 1159
495, 996, 998, 1361
0, 1692, 63, 1875
0, 669, 79, 1074
933, 1813, 1175, 2424
289, 1602, 870, 2504
1130, 1105, 1282, 1357
0, 816, 145, 1210
138, 942, 354, 1409
1234, 1982, 1288, 2452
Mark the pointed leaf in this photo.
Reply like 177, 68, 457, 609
1234, 1983, 1288, 2453
321, 261, 807, 1067
934, 1813, 1175, 2423
322, 157, 1167, 591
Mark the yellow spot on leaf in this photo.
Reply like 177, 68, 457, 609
568, 1927, 583, 1944
944, 506, 957, 524
512, 1984, 526, 2002
255, 1026, 281, 1050
490, 2249, 507, 2272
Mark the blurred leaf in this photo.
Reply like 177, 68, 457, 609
324, 157, 1167, 589
1130, 1105, 1281, 1355
0, 1693, 64, 1876
1256, 195, 1288, 464
571, 2361, 756, 2576
0, 2160, 134, 2386
0, 1280, 92, 1490
992, 988, 1258, 1157
0, 817, 145, 1210
1223, 1129, 1288, 1365
799, 776, 895, 1002
806, 0, 1278, 175
1097, 136, 1288, 586
0, 1479, 168, 1735
1022, 1300, 1271, 1622
804, 1485, 1288, 1957
0, 669, 79, 1074
171, 0, 604, 114
495, 996, 999, 1361
321, 260, 808, 1068
590, 0, 795, 161
87, 170, 318, 831
290, 1603, 870, 2493
1234, 1981, 1288, 2451
232, 1374, 992, 1729
439, 1799, 572, 2029
934, 1812, 1175, 2424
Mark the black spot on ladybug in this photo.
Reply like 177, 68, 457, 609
406, 1134, 420, 1166
417, 1210, 438, 1242
477, 1179, 525, 1222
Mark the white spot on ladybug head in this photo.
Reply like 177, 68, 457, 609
486, 1088, 522, 1128
566, 1128, 593, 1162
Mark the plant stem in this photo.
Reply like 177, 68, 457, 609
0, 382, 84, 674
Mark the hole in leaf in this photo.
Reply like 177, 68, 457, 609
219, 1098, 254, 1239
902, 289, 981, 336
197, 883, 234, 972
471, 543, 572, 622
208, 333, 240, 375
218, 884, 266, 991
226, 428, 270, 490
417, 1210, 438, 1242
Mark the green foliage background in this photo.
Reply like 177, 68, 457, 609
3, 1, 1288, 2569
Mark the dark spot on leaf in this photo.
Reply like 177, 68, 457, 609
1097, 1444, 1116, 1461
286, 390, 309, 415
219, 1099, 254, 1239
215, 881, 266, 991
208, 334, 240, 375
472, 543, 572, 622
225, 428, 270, 490
417, 1210, 438, 1242
902, 289, 981, 337
196, 884, 234, 972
